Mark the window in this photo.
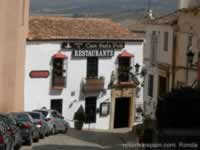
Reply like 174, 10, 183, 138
164, 32, 169, 51
151, 31, 158, 64
87, 57, 98, 79
118, 57, 131, 82
148, 75, 154, 97
158, 76, 167, 96
52, 58, 66, 88
99, 102, 110, 117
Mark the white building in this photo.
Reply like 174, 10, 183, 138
143, 16, 176, 119
143, 0, 200, 121
25, 16, 144, 130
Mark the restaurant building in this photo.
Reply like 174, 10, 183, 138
25, 16, 144, 129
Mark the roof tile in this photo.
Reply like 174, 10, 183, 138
28, 16, 135, 41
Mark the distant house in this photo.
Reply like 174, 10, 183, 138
25, 16, 144, 130
143, 6, 200, 120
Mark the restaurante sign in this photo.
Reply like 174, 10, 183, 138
73, 50, 114, 57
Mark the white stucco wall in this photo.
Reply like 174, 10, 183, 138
25, 40, 144, 129
143, 25, 174, 119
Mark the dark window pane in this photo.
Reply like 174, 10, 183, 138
16, 114, 30, 122
148, 75, 154, 97
87, 57, 98, 78
34, 110, 48, 117
164, 32, 169, 51
118, 57, 130, 82
28, 113, 40, 119
51, 99, 63, 114
158, 76, 167, 96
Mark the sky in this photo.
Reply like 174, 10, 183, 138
30, 0, 177, 20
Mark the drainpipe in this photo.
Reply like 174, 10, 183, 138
197, 53, 200, 89
172, 33, 177, 89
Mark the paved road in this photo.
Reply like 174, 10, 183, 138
21, 128, 137, 150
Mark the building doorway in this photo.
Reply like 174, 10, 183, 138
85, 97, 97, 123
51, 99, 63, 114
114, 97, 130, 128
158, 76, 168, 97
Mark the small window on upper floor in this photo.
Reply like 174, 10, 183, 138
164, 32, 169, 51
87, 57, 98, 79
51, 53, 68, 89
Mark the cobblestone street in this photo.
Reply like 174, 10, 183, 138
21, 128, 137, 150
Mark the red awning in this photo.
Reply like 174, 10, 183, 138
118, 50, 134, 58
52, 52, 68, 59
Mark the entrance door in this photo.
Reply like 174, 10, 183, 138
85, 97, 97, 123
114, 97, 130, 128
51, 99, 63, 114
158, 76, 168, 97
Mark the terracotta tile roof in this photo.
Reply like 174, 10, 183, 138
28, 16, 135, 41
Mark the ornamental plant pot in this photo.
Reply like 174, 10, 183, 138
73, 106, 86, 130
74, 120, 84, 130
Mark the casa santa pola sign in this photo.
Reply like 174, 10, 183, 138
62, 41, 125, 57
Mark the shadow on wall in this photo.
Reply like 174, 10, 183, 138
49, 89, 63, 95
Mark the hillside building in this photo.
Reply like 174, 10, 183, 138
25, 16, 144, 130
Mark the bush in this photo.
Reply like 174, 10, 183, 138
73, 106, 86, 130
134, 124, 144, 137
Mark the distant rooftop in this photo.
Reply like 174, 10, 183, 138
144, 11, 179, 26
144, 6, 200, 26
28, 16, 137, 41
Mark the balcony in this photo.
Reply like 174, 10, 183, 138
109, 70, 139, 88
82, 77, 105, 92
52, 77, 66, 90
